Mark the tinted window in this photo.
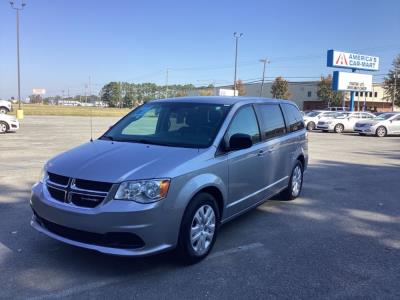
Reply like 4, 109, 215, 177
282, 104, 305, 132
227, 106, 260, 144
256, 104, 286, 139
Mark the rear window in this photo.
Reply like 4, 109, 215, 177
281, 103, 304, 132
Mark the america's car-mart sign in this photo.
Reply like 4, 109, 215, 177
332, 71, 372, 92
327, 50, 379, 71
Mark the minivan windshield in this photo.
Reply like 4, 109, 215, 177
101, 101, 231, 148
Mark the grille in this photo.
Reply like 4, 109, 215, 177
34, 212, 145, 249
46, 172, 113, 208
48, 172, 69, 186
318, 121, 325, 125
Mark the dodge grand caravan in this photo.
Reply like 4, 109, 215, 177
30, 97, 308, 263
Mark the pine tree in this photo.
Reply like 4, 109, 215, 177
383, 54, 400, 106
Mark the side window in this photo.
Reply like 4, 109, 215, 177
392, 115, 400, 121
256, 104, 286, 139
282, 104, 305, 132
226, 106, 260, 144
361, 113, 373, 119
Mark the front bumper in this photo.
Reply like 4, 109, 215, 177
30, 182, 178, 256
8, 120, 19, 132
354, 126, 374, 135
316, 123, 334, 131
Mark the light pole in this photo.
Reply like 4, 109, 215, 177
393, 70, 399, 112
259, 58, 269, 97
10, 1, 26, 117
233, 32, 243, 96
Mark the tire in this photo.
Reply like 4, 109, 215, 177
306, 121, 316, 131
0, 121, 9, 133
0, 107, 9, 114
278, 160, 304, 201
177, 192, 220, 264
334, 123, 344, 133
375, 126, 387, 137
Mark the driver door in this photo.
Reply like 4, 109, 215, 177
225, 105, 266, 218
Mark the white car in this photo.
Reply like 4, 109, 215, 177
0, 100, 12, 114
354, 112, 400, 137
303, 110, 342, 130
0, 114, 19, 133
316, 112, 375, 133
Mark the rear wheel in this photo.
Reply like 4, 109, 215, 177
177, 192, 219, 264
0, 121, 8, 133
375, 126, 387, 137
334, 123, 344, 133
306, 121, 315, 131
279, 160, 304, 201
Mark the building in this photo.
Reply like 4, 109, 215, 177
192, 81, 396, 112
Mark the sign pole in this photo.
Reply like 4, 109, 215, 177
349, 69, 356, 111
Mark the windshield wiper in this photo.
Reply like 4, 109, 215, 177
100, 135, 114, 141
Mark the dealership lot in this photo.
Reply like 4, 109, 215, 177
1, 116, 400, 299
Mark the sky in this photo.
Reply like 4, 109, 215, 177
0, 0, 399, 99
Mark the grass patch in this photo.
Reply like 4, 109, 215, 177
15, 104, 132, 117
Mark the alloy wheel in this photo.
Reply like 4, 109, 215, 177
291, 165, 302, 197
190, 204, 216, 256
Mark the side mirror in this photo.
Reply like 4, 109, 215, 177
228, 133, 253, 151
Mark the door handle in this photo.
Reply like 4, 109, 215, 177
257, 150, 265, 157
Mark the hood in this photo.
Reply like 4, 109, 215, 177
356, 120, 379, 126
47, 140, 203, 183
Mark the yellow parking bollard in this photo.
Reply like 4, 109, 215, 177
16, 109, 24, 120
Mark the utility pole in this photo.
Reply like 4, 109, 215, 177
393, 70, 398, 112
88, 76, 92, 104
10, 0, 27, 117
259, 58, 269, 97
233, 32, 243, 96
165, 68, 169, 98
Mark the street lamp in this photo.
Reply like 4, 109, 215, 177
9, 0, 26, 119
259, 58, 270, 97
233, 32, 243, 96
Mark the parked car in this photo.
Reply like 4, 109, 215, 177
0, 100, 12, 114
0, 114, 19, 133
354, 112, 400, 137
303, 110, 342, 130
316, 112, 375, 133
30, 97, 308, 263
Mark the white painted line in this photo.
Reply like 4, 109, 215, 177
27, 278, 122, 300
208, 242, 264, 259
27, 242, 265, 300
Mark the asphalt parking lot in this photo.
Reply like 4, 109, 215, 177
1, 116, 400, 299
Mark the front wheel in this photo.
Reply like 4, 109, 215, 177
279, 160, 304, 201
177, 193, 219, 264
306, 121, 315, 131
334, 123, 344, 133
375, 126, 387, 137
0, 121, 9, 133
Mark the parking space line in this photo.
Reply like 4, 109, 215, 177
27, 242, 265, 300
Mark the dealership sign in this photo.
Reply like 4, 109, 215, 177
332, 71, 372, 92
32, 88, 46, 95
327, 50, 379, 71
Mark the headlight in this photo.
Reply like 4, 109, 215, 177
39, 165, 48, 183
114, 179, 170, 203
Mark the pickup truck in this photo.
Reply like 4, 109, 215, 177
0, 100, 12, 114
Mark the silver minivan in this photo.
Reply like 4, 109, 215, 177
30, 97, 308, 263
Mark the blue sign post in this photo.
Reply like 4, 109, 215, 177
327, 50, 379, 111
